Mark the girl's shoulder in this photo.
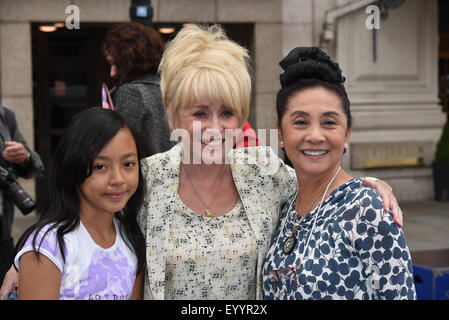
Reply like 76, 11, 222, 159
23, 223, 63, 249
14, 222, 71, 272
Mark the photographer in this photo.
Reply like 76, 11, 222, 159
0, 105, 43, 285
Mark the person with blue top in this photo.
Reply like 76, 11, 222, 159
263, 47, 416, 300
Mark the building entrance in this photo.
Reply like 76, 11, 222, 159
31, 22, 254, 203
32, 23, 112, 201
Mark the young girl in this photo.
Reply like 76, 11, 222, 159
13, 108, 145, 300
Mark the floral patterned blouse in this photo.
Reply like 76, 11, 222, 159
139, 144, 298, 300
263, 178, 416, 300
165, 197, 257, 299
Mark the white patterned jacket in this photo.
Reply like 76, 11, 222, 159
138, 143, 297, 300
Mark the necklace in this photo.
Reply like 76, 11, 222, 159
282, 167, 342, 255
181, 163, 227, 217
282, 187, 326, 255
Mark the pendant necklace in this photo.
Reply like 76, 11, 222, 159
282, 187, 325, 255
181, 163, 227, 217
282, 167, 342, 255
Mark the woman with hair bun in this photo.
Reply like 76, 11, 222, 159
262, 47, 416, 300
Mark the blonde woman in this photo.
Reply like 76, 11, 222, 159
138, 24, 402, 300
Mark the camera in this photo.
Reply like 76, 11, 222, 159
0, 166, 36, 215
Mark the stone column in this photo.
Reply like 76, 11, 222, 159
253, 22, 282, 136
0, 22, 36, 209
251, 0, 315, 147
334, 0, 444, 201
0, 0, 70, 235
281, 0, 315, 56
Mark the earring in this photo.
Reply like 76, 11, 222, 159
280, 141, 285, 152
343, 143, 349, 154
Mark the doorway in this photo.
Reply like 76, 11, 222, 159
31, 22, 255, 203
439, 0, 449, 119
32, 23, 113, 201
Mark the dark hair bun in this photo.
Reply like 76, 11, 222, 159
279, 47, 345, 88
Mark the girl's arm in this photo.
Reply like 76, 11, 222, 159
130, 271, 144, 300
18, 252, 61, 300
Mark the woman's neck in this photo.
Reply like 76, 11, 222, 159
181, 162, 230, 179
295, 166, 353, 216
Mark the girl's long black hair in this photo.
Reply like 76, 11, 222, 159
15, 108, 146, 274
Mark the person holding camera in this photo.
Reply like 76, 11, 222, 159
0, 105, 44, 285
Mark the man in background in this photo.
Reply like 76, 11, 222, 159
0, 104, 44, 284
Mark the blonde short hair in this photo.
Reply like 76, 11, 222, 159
159, 24, 252, 129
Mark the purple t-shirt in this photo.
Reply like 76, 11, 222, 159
14, 219, 137, 300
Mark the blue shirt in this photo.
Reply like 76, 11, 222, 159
262, 178, 416, 300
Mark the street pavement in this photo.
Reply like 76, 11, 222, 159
401, 201, 449, 252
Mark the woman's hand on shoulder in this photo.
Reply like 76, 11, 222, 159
362, 178, 403, 228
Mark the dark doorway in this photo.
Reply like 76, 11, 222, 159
31, 22, 255, 203
438, 0, 449, 118
32, 23, 113, 202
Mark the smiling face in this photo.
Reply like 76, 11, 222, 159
175, 99, 241, 164
279, 86, 352, 179
78, 128, 139, 217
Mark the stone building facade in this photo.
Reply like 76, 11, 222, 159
0, 0, 444, 221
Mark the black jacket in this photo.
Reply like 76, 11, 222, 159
0, 105, 44, 242
113, 74, 173, 158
